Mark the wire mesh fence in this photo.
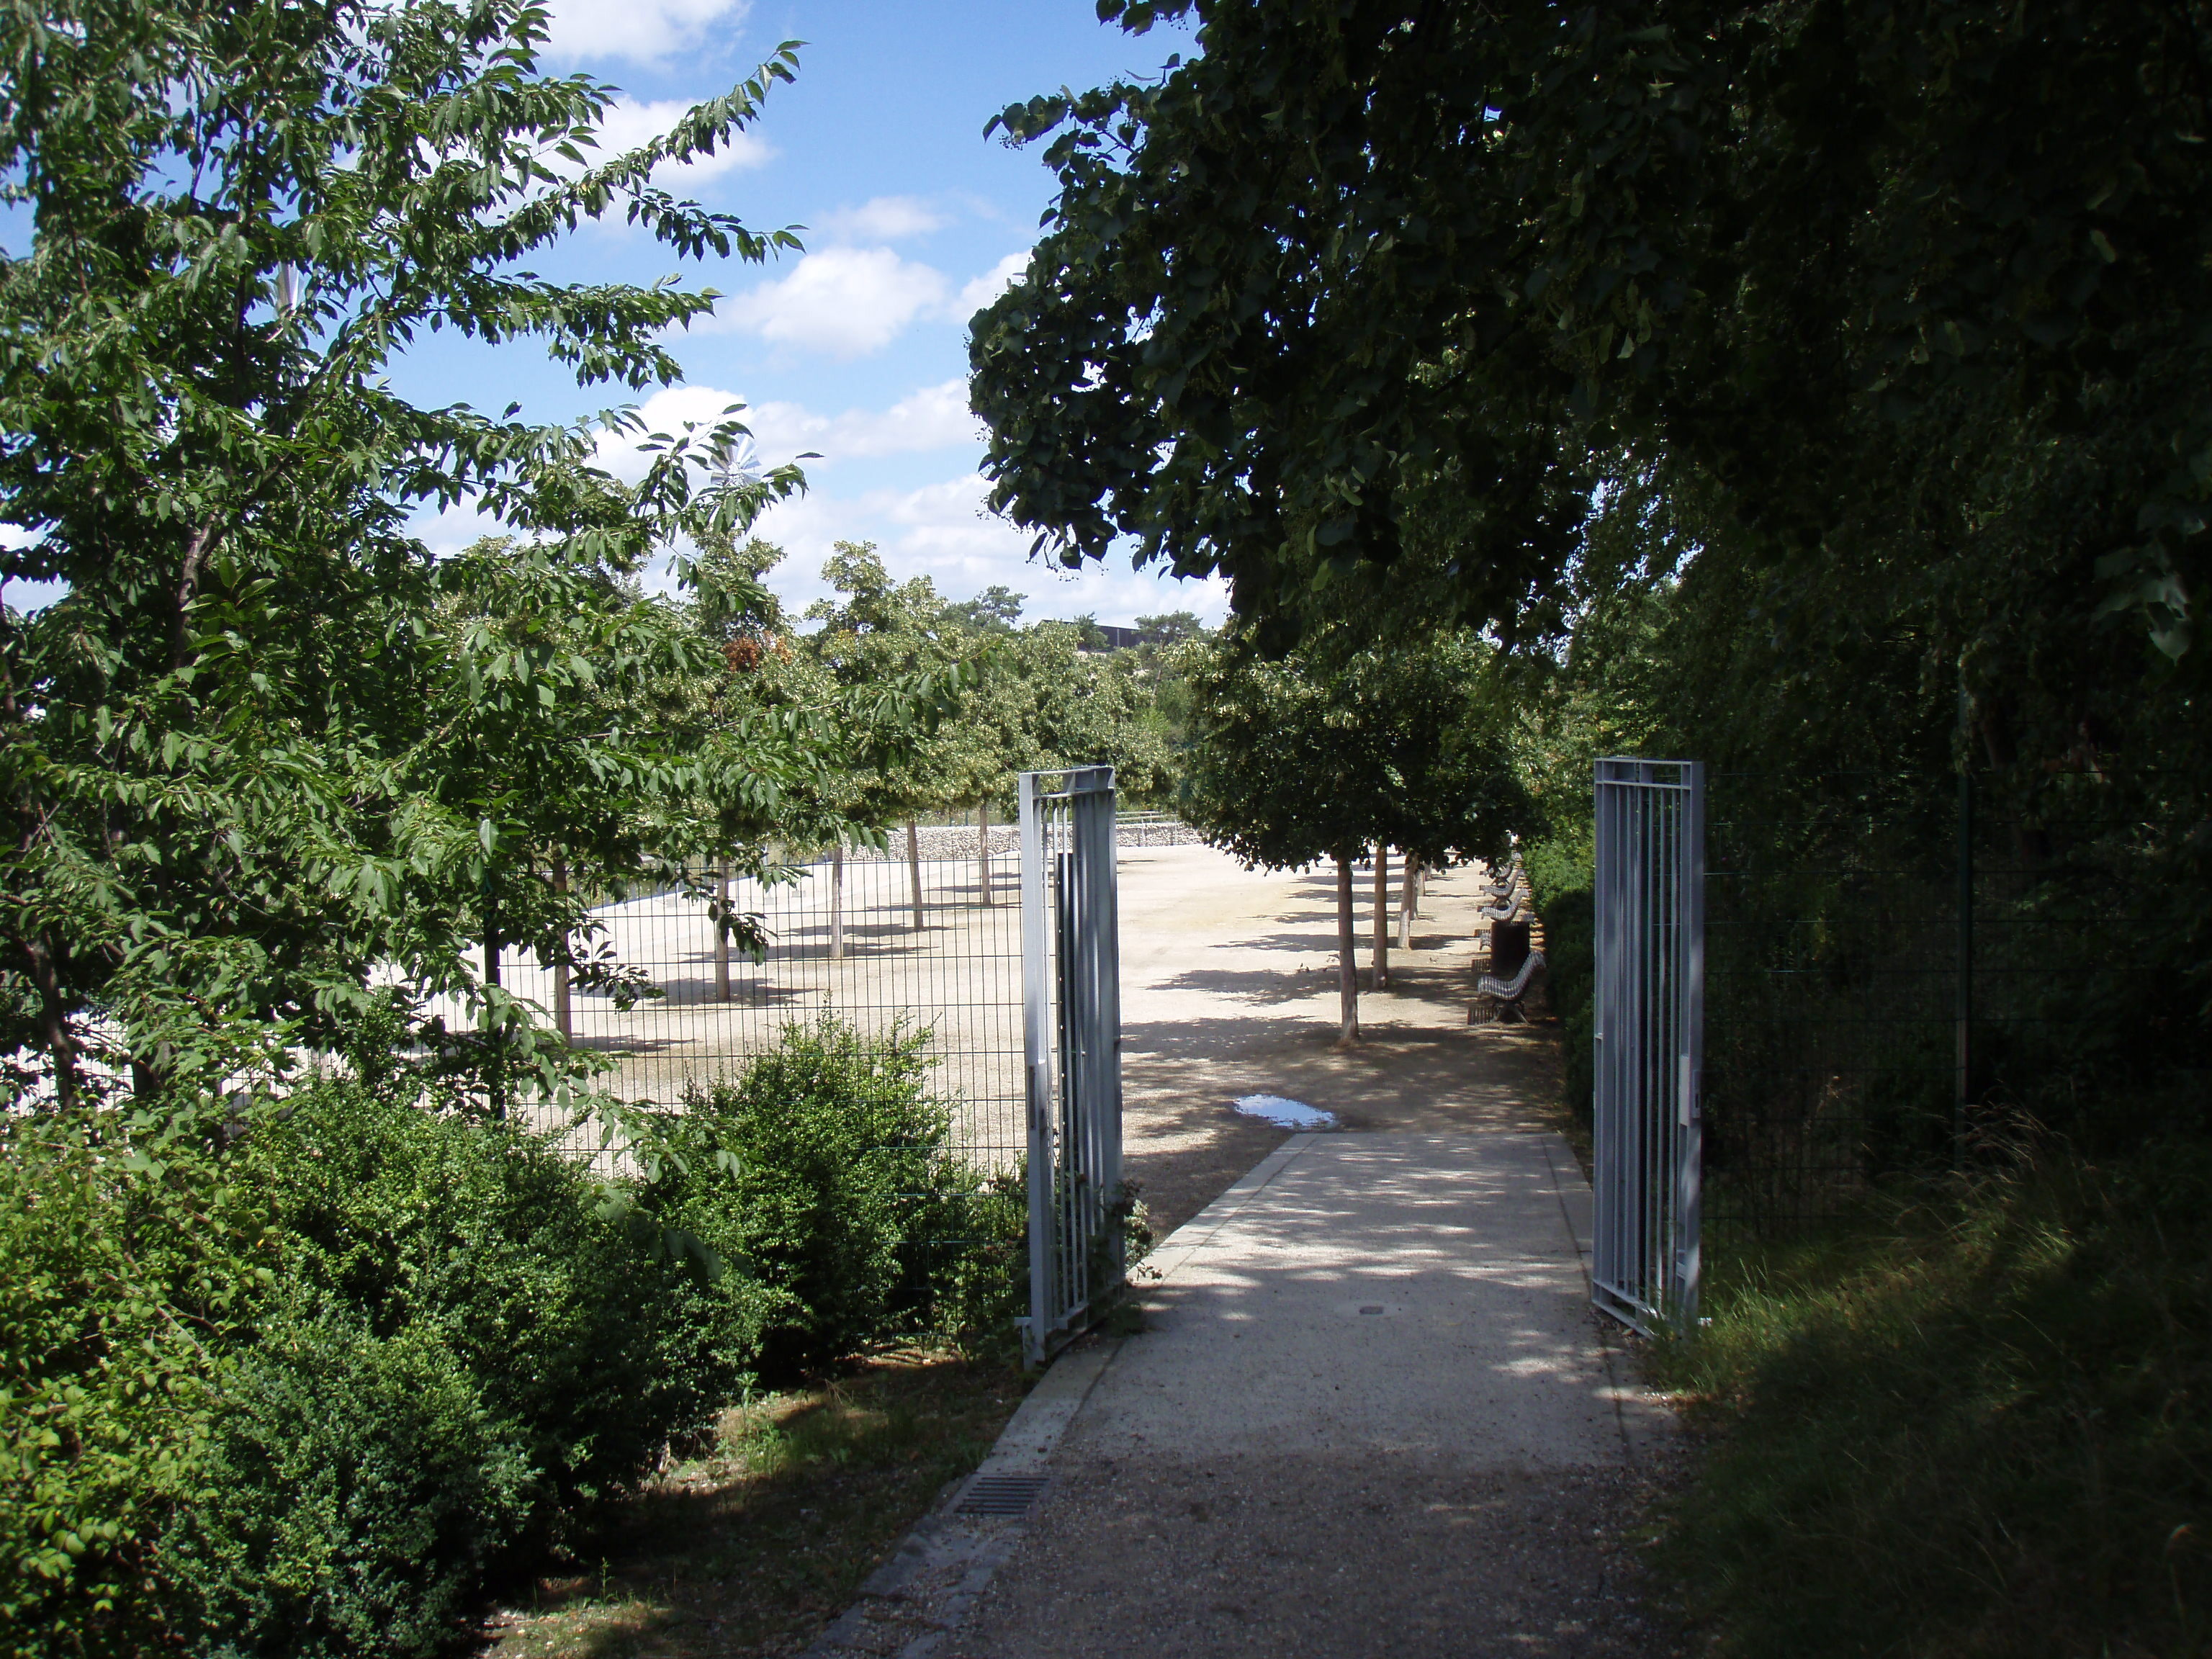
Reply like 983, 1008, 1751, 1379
1701, 769, 2185, 1234
421, 813, 1195, 1177
437, 847, 1030, 1171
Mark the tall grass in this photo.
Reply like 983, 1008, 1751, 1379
1645, 1136, 2212, 1658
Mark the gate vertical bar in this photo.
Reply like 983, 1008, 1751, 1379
1018, 772, 1053, 1370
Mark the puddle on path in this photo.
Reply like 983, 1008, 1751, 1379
1232, 1094, 1339, 1130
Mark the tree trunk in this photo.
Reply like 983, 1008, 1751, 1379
25, 933, 78, 1107
830, 844, 846, 960
1334, 855, 1360, 1046
1372, 843, 1390, 989
907, 820, 925, 931
714, 858, 731, 1001
483, 894, 504, 1120
552, 856, 572, 1041
1397, 855, 1418, 950
978, 800, 993, 907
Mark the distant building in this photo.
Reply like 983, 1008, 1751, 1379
1081, 624, 1142, 652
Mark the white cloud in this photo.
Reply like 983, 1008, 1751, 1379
562, 379, 978, 492
413, 498, 513, 560
404, 454, 1231, 628
745, 472, 1233, 625
955, 252, 1030, 319
544, 0, 747, 65
583, 98, 775, 185
813, 196, 948, 243
711, 246, 950, 358
583, 385, 755, 482
708, 247, 1033, 358
750, 379, 979, 464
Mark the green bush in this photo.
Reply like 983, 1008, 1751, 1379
1, 1021, 1033, 1658
665, 1017, 979, 1379
1, 1083, 771, 1659
174, 1305, 534, 1659
0, 1114, 269, 1657
927, 1168, 1030, 1362
1523, 834, 1595, 1132
164, 1083, 769, 1658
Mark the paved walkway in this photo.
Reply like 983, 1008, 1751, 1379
810, 1130, 1673, 1659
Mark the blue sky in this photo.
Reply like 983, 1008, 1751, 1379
411, 0, 1223, 628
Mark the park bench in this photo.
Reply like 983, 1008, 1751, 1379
1473, 948, 1545, 1023
1478, 891, 1527, 922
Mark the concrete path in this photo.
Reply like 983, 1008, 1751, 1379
809, 1130, 1673, 1659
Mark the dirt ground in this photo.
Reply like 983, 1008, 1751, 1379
468, 841, 1556, 1210
1111, 846, 1562, 1233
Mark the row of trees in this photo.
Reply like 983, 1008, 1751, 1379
0, 0, 1208, 1112
0, 0, 856, 1112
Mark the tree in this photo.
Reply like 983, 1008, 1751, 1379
947, 585, 1027, 633
0, 0, 821, 1110
1182, 624, 1527, 1043
1136, 612, 1205, 649
973, 0, 2212, 1059
796, 544, 981, 935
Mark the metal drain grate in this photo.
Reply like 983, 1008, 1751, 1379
956, 1473, 1049, 1518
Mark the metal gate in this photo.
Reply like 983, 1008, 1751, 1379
1592, 758, 1704, 1334
1017, 765, 1124, 1368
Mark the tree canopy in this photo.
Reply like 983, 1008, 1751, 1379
0, 0, 827, 1107
971, 0, 2212, 675
1182, 624, 1524, 873
972, 0, 2212, 1018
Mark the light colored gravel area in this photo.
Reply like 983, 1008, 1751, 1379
835, 820, 1203, 863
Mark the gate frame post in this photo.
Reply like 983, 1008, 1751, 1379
1015, 765, 1122, 1372
1592, 757, 1704, 1336
1676, 762, 1705, 1328
1017, 771, 1052, 1370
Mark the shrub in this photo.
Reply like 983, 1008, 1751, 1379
158, 1082, 770, 1658
1, 1022, 1035, 1658
1, 1082, 772, 1659
665, 1017, 973, 1379
927, 1167, 1029, 1362
0, 1114, 269, 1658
172, 1305, 534, 1659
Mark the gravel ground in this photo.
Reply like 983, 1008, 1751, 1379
835, 821, 1204, 862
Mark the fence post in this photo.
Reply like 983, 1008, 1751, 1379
482, 870, 504, 1120
1018, 773, 1053, 1370
979, 799, 994, 907
550, 857, 572, 1042
1955, 765, 1974, 1167
907, 820, 925, 932
1677, 762, 1706, 1326
714, 858, 731, 1002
